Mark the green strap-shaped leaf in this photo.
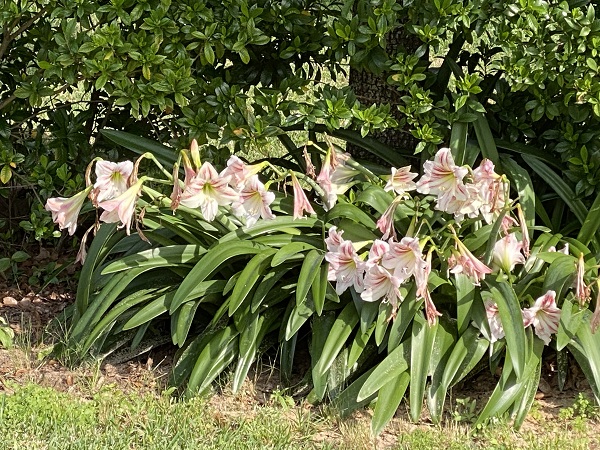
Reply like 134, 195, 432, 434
387, 285, 418, 351
122, 290, 175, 330
331, 367, 377, 417
232, 309, 279, 393
271, 242, 317, 267
374, 301, 393, 346
485, 279, 527, 378
409, 313, 438, 422
473, 113, 500, 168
568, 310, 600, 404
285, 292, 314, 341
541, 254, 576, 299
450, 120, 468, 166
556, 297, 586, 351
522, 154, 589, 225
355, 185, 395, 216
229, 249, 277, 316
577, 191, 600, 247
501, 156, 535, 230
358, 341, 409, 402
440, 326, 489, 390
75, 223, 120, 317
325, 202, 377, 229
311, 263, 329, 316
312, 301, 359, 401
296, 249, 324, 306
186, 326, 240, 395
218, 216, 320, 244
171, 240, 266, 313
372, 372, 410, 436
71, 267, 148, 341
251, 267, 292, 312
347, 323, 376, 370
101, 129, 177, 166
102, 245, 207, 274
474, 332, 543, 427
455, 273, 475, 335
79, 288, 166, 355
427, 318, 457, 424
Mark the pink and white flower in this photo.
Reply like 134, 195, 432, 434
290, 173, 316, 219
381, 236, 422, 282
492, 233, 526, 273
316, 150, 337, 210
92, 160, 134, 205
575, 253, 591, 306
99, 179, 144, 235
384, 166, 418, 196
325, 226, 345, 253
522, 290, 561, 345
45, 187, 92, 235
366, 239, 390, 268
448, 237, 492, 285
472, 159, 508, 224
484, 299, 505, 343
376, 197, 400, 240
416, 148, 468, 197
221, 155, 263, 189
179, 162, 239, 221
361, 264, 402, 308
325, 240, 365, 294
232, 175, 275, 226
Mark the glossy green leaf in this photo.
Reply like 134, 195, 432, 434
102, 245, 207, 274
271, 242, 317, 267
312, 301, 359, 401
409, 313, 438, 422
218, 216, 320, 244
296, 249, 324, 306
229, 249, 276, 316
427, 318, 457, 424
501, 156, 535, 230
123, 290, 175, 330
455, 273, 475, 335
311, 263, 329, 315
484, 279, 526, 378
102, 129, 177, 167
449, 120, 468, 165
172, 240, 267, 313
556, 297, 586, 351
358, 341, 409, 402
325, 202, 377, 229
473, 113, 500, 168
372, 372, 410, 436
577, 191, 600, 247
441, 326, 489, 389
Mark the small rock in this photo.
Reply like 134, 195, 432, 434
3, 297, 18, 306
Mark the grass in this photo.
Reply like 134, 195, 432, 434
0, 368, 599, 450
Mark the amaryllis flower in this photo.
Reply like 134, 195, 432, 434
381, 236, 422, 282
180, 162, 239, 221
361, 265, 402, 308
99, 179, 144, 235
376, 197, 401, 240
548, 243, 569, 254
290, 173, 316, 219
316, 150, 337, 210
473, 159, 508, 224
492, 233, 526, 273
221, 155, 263, 189
92, 160, 133, 204
325, 240, 365, 294
416, 148, 468, 197
232, 175, 275, 226
575, 253, 591, 306
522, 290, 561, 345
384, 166, 418, 196
325, 226, 345, 253
45, 187, 92, 235
435, 181, 481, 221
448, 237, 492, 285
484, 299, 505, 343
366, 239, 390, 268
414, 252, 441, 325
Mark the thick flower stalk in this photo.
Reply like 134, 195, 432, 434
523, 290, 561, 345
45, 186, 92, 235
575, 253, 591, 306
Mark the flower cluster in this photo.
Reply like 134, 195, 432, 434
485, 290, 561, 345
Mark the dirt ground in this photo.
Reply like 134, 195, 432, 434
0, 271, 598, 448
